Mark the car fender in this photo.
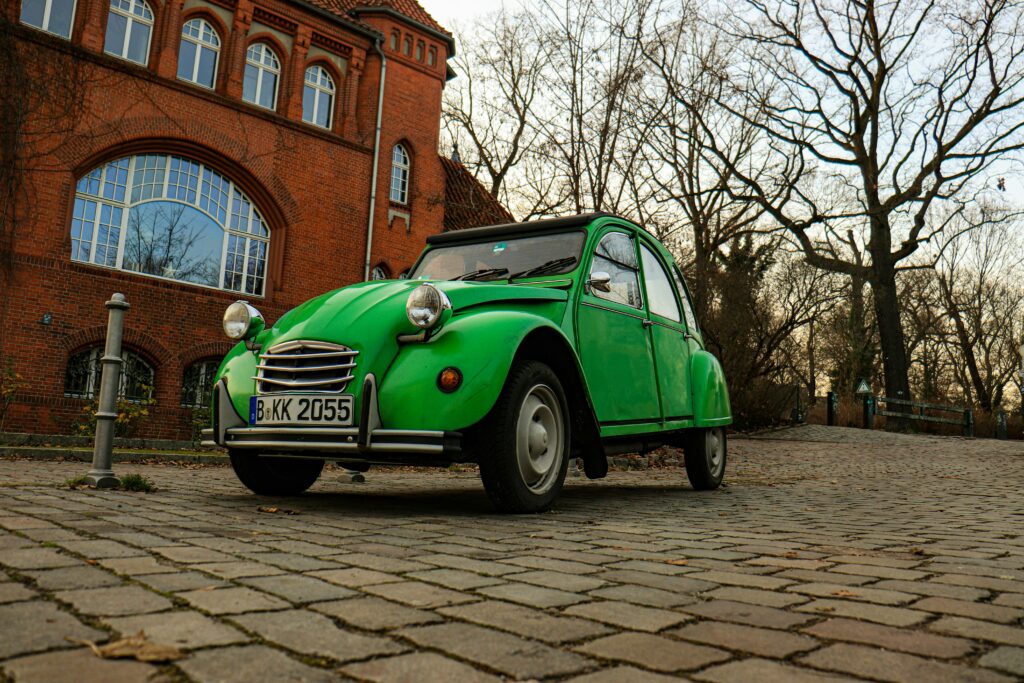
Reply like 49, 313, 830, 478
690, 350, 732, 427
377, 310, 572, 432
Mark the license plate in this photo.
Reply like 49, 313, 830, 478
250, 394, 354, 426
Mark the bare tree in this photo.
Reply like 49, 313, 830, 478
676, 0, 1024, 401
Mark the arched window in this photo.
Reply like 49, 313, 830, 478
427, 46, 436, 67
389, 30, 399, 51
370, 264, 388, 281
65, 347, 154, 401
402, 35, 411, 56
71, 154, 270, 295
177, 18, 220, 88
104, 0, 153, 65
415, 40, 424, 62
243, 43, 280, 110
302, 65, 334, 129
389, 144, 410, 204
20, 0, 76, 38
181, 358, 220, 407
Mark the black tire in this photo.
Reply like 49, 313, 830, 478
684, 427, 727, 490
475, 360, 570, 513
228, 451, 324, 495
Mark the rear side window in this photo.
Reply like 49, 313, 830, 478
672, 266, 699, 332
590, 232, 642, 309
640, 244, 681, 322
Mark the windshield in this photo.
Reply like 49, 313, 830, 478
410, 231, 586, 281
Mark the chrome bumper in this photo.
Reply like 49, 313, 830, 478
201, 374, 462, 460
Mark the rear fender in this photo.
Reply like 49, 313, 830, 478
690, 350, 732, 427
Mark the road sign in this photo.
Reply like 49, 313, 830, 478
855, 378, 871, 395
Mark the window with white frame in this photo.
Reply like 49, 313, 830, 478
177, 18, 220, 88
242, 43, 280, 110
104, 0, 153, 65
370, 265, 388, 281
181, 358, 220, 407
20, 0, 76, 38
65, 347, 154, 401
71, 154, 270, 296
302, 65, 335, 129
390, 144, 410, 204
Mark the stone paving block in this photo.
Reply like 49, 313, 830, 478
828, 563, 929, 581
308, 567, 404, 587
330, 552, 431, 573
177, 644, 337, 683
745, 556, 832, 570
178, 586, 289, 615
587, 583, 696, 608
342, 652, 501, 683
414, 553, 527, 576
993, 593, 1024, 608
362, 580, 477, 608
671, 621, 820, 658
478, 581, 588, 608
773, 569, 875, 586
439, 599, 610, 644
54, 585, 171, 617
564, 666, 682, 682
564, 600, 690, 632
684, 570, 794, 591
695, 657, 859, 683
703, 586, 809, 608
0, 548, 81, 570
604, 559, 699, 576
799, 643, 1013, 683
823, 555, 922, 569
911, 596, 1024, 623
239, 574, 356, 603
786, 582, 917, 605
575, 632, 730, 672
501, 555, 604, 575
97, 556, 178, 576
105, 610, 249, 649
101, 531, 180, 548
794, 599, 929, 626
0, 601, 105, 658
56, 540, 147, 559
802, 617, 976, 658
405, 568, 505, 590
596, 569, 716, 594
511, 569, 608, 593
398, 622, 591, 679
979, 647, 1024, 677
153, 546, 236, 564
0, 582, 36, 604
232, 609, 403, 663
242, 552, 343, 572
682, 600, 814, 629
0, 646, 158, 683
872, 578, 990, 601
191, 561, 288, 580
932, 574, 1024, 593
311, 597, 442, 630
134, 571, 229, 593
928, 616, 1024, 646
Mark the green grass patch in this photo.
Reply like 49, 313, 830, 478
118, 473, 155, 492
63, 475, 91, 489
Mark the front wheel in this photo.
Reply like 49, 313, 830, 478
684, 427, 726, 490
229, 451, 324, 495
476, 360, 570, 513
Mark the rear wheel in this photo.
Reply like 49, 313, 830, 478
476, 360, 570, 513
683, 427, 726, 490
229, 451, 324, 495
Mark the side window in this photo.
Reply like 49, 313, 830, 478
640, 244, 681, 322
672, 265, 700, 332
590, 232, 642, 309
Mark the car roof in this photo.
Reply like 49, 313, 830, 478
425, 212, 651, 246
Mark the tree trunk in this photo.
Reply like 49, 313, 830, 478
870, 271, 912, 402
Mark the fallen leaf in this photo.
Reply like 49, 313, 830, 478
257, 505, 300, 515
84, 559, 98, 566
783, 551, 799, 559
831, 590, 859, 597
72, 631, 183, 663
665, 559, 689, 566
257, 506, 280, 514
910, 547, 926, 555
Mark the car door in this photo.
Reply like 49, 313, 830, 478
638, 241, 693, 422
576, 229, 661, 424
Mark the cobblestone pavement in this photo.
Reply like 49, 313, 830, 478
0, 425, 1022, 682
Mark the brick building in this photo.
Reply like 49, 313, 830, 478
0, 0, 507, 438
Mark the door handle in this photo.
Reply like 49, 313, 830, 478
642, 319, 654, 328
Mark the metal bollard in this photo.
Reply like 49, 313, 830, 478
826, 391, 838, 426
863, 395, 875, 430
85, 294, 130, 488
963, 409, 974, 438
995, 411, 1007, 440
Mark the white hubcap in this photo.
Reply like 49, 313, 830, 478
516, 384, 563, 494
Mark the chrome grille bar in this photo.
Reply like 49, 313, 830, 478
256, 340, 358, 394
255, 362, 356, 373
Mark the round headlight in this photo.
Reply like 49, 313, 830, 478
223, 301, 264, 340
406, 283, 451, 330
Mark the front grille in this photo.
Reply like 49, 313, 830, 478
255, 340, 359, 394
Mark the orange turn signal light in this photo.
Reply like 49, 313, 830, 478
437, 367, 463, 393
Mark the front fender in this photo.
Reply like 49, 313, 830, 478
690, 350, 732, 427
378, 309, 566, 431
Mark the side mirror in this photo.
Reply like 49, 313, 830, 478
588, 271, 612, 293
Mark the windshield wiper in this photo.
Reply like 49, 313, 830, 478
509, 257, 578, 279
452, 267, 510, 281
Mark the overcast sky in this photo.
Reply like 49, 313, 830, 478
420, 0, 512, 34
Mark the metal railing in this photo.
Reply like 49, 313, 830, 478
864, 395, 974, 437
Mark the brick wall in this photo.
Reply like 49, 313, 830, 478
0, 0, 451, 438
